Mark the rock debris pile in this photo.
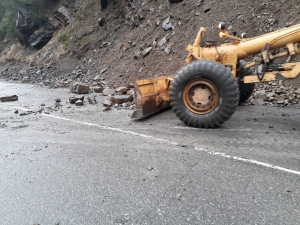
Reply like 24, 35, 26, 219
0, 65, 136, 112
248, 81, 300, 107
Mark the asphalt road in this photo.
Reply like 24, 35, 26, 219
1, 81, 300, 225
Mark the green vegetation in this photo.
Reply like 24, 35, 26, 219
58, 33, 70, 49
58, 34, 69, 43
0, 0, 48, 40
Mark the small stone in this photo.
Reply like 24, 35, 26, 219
251, 99, 265, 106
164, 44, 172, 54
127, 89, 134, 95
102, 87, 115, 96
158, 35, 168, 47
162, 17, 173, 31
98, 17, 105, 26
134, 51, 141, 59
294, 88, 300, 95
103, 106, 111, 111
267, 92, 275, 98
177, 194, 182, 201
142, 47, 152, 58
75, 100, 83, 106
204, 8, 211, 13
102, 99, 112, 107
100, 68, 108, 74
69, 96, 84, 104
87, 96, 95, 104
131, 15, 140, 27
92, 86, 104, 93
93, 75, 101, 81
115, 87, 128, 94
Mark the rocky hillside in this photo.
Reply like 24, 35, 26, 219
0, 0, 300, 105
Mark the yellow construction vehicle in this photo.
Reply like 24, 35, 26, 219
131, 22, 300, 128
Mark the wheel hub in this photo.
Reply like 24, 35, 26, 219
183, 78, 219, 114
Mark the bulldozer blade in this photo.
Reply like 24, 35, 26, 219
131, 75, 174, 119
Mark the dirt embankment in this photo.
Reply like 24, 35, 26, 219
0, 0, 299, 93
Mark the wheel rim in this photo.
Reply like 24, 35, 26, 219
183, 78, 219, 114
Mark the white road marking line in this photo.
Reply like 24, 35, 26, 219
34, 111, 300, 176
174, 126, 253, 131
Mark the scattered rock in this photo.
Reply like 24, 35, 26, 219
100, 68, 108, 74
75, 100, 83, 106
93, 75, 101, 81
131, 15, 140, 27
251, 98, 265, 106
69, 83, 90, 94
115, 87, 128, 94
102, 87, 115, 96
204, 8, 211, 13
147, 166, 154, 171
164, 44, 172, 55
98, 18, 106, 26
19, 110, 34, 116
162, 17, 173, 31
69, 95, 84, 104
247, 81, 300, 106
134, 51, 141, 59
0, 95, 18, 102
87, 96, 97, 104
102, 99, 112, 107
177, 194, 182, 201
142, 47, 152, 58
91, 86, 104, 93
103, 106, 111, 111
110, 95, 132, 104
158, 35, 169, 47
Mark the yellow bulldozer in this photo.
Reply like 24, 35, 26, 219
131, 22, 300, 128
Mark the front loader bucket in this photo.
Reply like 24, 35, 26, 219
131, 75, 174, 119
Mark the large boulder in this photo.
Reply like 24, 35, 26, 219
54, 6, 73, 26
15, 6, 39, 46
28, 28, 54, 49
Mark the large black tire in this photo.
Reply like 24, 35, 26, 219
238, 61, 255, 104
170, 60, 239, 128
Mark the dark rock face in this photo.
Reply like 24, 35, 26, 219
15, 6, 39, 46
100, 0, 108, 9
15, 4, 56, 49
28, 28, 54, 49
